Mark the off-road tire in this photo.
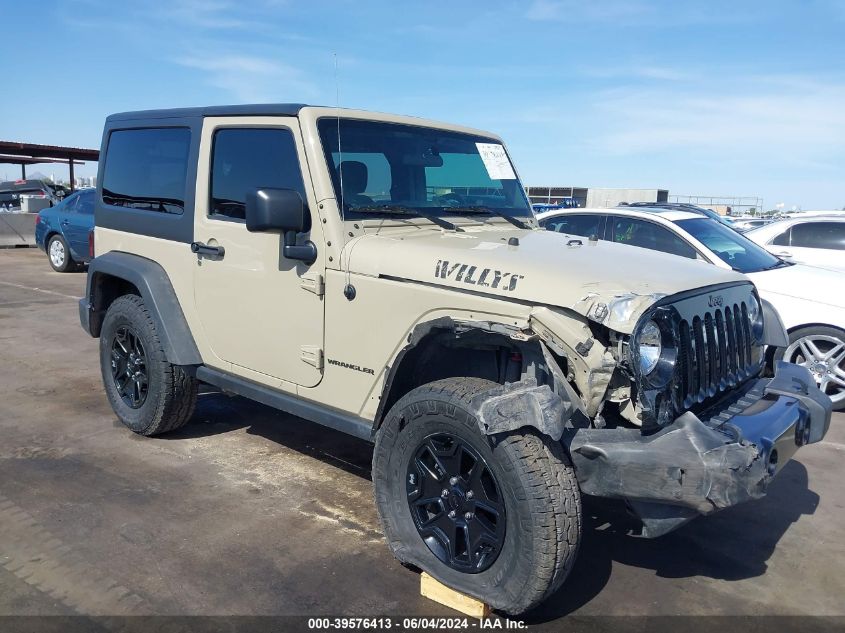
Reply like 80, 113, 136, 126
373, 377, 582, 615
100, 294, 198, 435
47, 234, 75, 273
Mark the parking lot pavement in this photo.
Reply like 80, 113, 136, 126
1, 247, 844, 622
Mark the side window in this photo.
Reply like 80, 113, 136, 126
102, 127, 190, 214
770, 228, 791, 246
790, 222, 845, 250
62, 193, 81, 212
611, 216, 697, 259
76, 191, 95, 215
542, 214, 603, 237
210, 128, 307, 221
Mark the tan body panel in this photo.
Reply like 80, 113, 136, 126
310, 269, 532, 418
341, 223, 746, 334
95, 227, 214, 359
192, 116, 326, 388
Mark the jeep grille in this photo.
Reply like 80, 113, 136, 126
676, 301, 758, 409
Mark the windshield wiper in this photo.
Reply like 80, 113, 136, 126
445, 206, 530, 229
103, 188, 184, 212
350, 204, 460, 231
764, 259, 791, 270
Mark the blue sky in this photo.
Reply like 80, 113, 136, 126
2, 0, 843, 210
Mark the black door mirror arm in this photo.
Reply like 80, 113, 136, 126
283, 231, 317, 264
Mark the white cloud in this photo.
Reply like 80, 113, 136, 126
589, 76, 845, 163
511, 71, 845, 208
577, 64, 694, 82
526, 0, 652, 21
160, 0, 299, 31
176, 54, 318, 102
168, 3, 254, 29
524, 0, 767, 25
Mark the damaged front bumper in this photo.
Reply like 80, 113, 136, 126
562, 362, 832, 537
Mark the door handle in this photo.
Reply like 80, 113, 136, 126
191, 241, 225, 258
776, 251, 793, 258
61, 220, 70, 226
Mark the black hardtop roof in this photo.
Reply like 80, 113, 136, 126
106, 103, 312, 122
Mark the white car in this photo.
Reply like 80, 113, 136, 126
537, 206, 845, 409
730, 217, 773, 233
744, 216, 845, 272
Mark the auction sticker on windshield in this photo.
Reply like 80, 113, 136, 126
476, 143, 516, 180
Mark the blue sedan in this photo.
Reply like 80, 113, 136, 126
35, 188, 95, 272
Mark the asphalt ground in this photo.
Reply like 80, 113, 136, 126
1, 248, 843, 629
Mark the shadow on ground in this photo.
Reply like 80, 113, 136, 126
163, 390, 374, 479
158, 391, 819, 621
525, 458, 818, 622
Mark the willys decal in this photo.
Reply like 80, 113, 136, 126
434, 260, 525, 292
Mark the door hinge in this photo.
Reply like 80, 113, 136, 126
300, 345, 324, 370
300, 273, 324, 296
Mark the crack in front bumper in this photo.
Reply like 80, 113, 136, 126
563, 362, 832, 537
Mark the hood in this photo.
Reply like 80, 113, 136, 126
346, 226, 748, 334
748, 263, 845, 309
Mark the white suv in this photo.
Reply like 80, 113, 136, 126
537, 206, 845, 409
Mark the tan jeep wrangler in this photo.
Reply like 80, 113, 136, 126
80, 104, 831, 614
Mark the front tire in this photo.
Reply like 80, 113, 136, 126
100, 295, 198, 435
775, 325, 845, 411
373, 378, 581, 615
47, 234, 74, 272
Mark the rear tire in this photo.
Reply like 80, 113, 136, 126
47, 234, 74, 273
100, 295, 198, 435
373, 377, 581, 615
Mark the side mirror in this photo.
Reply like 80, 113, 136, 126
245, 187, 306, 233
245, 187, 316, 264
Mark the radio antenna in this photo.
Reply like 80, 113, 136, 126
334, 53, 356, 300
335, 53, 345, 223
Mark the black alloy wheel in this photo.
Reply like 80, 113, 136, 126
110, 326, 148, 409
406, 432, 506, 573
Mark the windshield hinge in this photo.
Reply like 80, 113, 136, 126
300, 273, 324, 296
300, 345, 324, 370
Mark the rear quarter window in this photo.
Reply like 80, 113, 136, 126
76, 190, 95, 215
101, 128, 191, 214
542, 214, 603, 237
790, 222, 845, 251
611, 216, 698, 259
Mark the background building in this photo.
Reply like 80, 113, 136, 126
525, 186, 763, 216
525, 186, 668, 208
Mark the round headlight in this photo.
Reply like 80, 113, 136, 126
748, 294, 764, 341
637, 320, 662, 375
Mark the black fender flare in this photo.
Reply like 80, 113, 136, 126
761, 297, 789, 348
468, 377, 575, 441
373, 318, 583, 441
80, 251, 202, 366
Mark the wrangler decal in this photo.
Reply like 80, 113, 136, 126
327, 359, 375, 375
435, 260, 525, 292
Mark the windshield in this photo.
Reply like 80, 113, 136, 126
677, 218, 785, 273
317, 118, 532, 220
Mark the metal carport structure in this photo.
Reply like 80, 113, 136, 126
0, 141, 99, 190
